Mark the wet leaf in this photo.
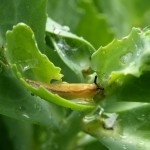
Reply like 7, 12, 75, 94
92, 27, 150, 102
5, 23, 94, 110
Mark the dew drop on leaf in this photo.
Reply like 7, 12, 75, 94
23, 65, 30, 72
18, 59, 38, 72
53, 28, 61, 35
102, 113, 118, 129
83, 106, 104, 123
19, 64, 30, 72
56, 39, 70, 52
57, 41, 64, 49
17, 106, 30, 119
22, 113, 30, 119
120, 52, 133, 64
63, 26, 70, 32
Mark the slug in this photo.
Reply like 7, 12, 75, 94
25, 76, 104, 99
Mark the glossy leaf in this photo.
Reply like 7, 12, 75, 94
47, 0, 113, 48
46, 18, 95, 80
82, 104, 150, 150
0, 0, 47, 51
94, 0, 150, 37
0, 67, 66, 128
3, 116, 34, 150
5, 23, 94, 110
1, 0, 150, 149
92, 27, 150, 102
5, 23, 62, 83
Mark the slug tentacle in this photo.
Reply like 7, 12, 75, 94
94, 76, 104, 90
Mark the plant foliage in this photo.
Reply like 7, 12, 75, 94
1, 0, 150, 150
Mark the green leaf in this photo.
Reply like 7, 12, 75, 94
0, 67, 66, 128
20, 76, 95, 110
47, 0, 81, 31
5, 23, 62, 83
47, 0, 113, 49
0, 116, 14, 149
5, 23, 94, 110
46, 18, 95, 81
3, 116, 34, 150
44, 44, 80, 83
92, 27, 150, 102
0, 46, 7, 70
0, 0, 47, 51
94, 0, 150, 37
74, 0, 114, 49
82, 104, 150, 150
67, 132, 108, 150
3, 0, 150, 149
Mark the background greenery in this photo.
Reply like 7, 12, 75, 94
1, 0, 150, 150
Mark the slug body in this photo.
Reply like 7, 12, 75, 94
25, 79, 104, 99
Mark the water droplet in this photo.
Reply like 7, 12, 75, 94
83, 115, 96, 123
63, 26, 70, 31
83, 106, 104, 123
19, 64, 30, 72
120, 52, 133, 64
18, 59, 38, 72
102, 113, 118, 129
56, 39, 71, 56
22, 113, 30, 119
57, 41, 64, 49
53, 28, 61, 34
23, 65, 30, 71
